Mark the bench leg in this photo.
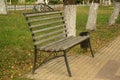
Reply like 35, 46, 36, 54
63, 51, 72, 77
88, 38, 94, 57
32, 49, 37, 74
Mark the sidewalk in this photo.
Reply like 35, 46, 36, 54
24, 36, 120, 80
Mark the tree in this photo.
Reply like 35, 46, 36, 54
109, 1, 120, 26
86, 0, 99, 31
64, 0, 77, 37
36, 0, 44, 4
0, 0, 7, 14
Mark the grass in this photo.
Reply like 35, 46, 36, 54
76, 6, 120, 51
0, 6, 120, 80
0, 11, 33, 80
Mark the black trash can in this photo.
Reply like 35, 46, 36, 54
79, 32, 89, 50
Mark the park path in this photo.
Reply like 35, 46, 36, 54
24, 36, 120, 80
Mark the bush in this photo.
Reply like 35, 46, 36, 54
26, 0, 34, 2
11, 0, 18, 4
49, 0, 60, 4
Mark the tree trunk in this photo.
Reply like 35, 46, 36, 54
36, 0, 44, 4
0, 0, 7, 14
86, 0, 90, 5
109, 2, 120, 26
45, 0, 49, 5
108, 0, 111, 5
9, 0, 12, 4
86, 3, 99, 31
64, 5, 76, 37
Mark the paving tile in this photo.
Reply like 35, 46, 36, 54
24, 36, 120, 80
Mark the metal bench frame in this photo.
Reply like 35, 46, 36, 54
23, 11, 94, 77
33, 3, 54, 12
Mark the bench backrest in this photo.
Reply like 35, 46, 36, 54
33, 3, 54, 12
23, 11, 68, 49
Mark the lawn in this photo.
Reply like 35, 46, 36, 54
0, 6, 120, 80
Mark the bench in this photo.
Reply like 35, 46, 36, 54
33, 3, 54, 12
23, 10, 94, 77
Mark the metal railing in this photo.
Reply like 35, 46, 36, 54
7, 4, 63, 11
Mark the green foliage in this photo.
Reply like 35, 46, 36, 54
114, 0, 120, 2
7, 0, 35, 4
26, 0, 34, 2
11, 0, 18, 4
116, 15, 120, 23
49, 0, 60, 4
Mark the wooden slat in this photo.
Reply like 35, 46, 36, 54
32, 24, 66, 34
33, 28, 67, 40
34, 33, 65, 45
38, 36, 73, 50
44, 36, 89, 51
37, 37, 69, 50
25, 11, 63, 17
44, 36, 74, 51
60, 36, 90, 50
27, 16, 64, 23
29, 20, 64, 29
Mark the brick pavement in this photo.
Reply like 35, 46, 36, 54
24, 36, 120, 80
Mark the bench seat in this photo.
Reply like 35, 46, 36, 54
38, 35, 89, 51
